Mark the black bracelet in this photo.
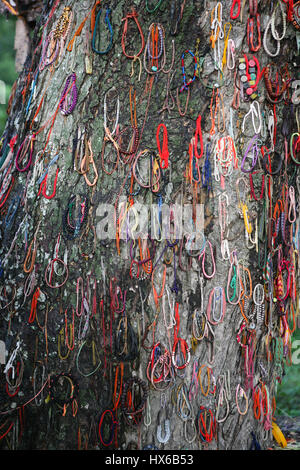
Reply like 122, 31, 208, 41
121, 376, 149, 421
261, 150, 284, 176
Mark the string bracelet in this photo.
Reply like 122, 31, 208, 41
121, 9, 145, 59
15, 134, 35, 172
195, 406, 217, 443
230, 0, 241, 20
156, 123, 169, 169
92, 7, 113, 55
171, 303, 190, 370
235, 384, 249, 415
49, 373, 79, 411
98, 409, 118, 447
207, 286, 226, 325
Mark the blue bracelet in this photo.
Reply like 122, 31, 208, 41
92, 8, 114, 55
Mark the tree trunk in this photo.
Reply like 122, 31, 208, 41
0, 0, 299, 451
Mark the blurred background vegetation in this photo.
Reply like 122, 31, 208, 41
276, 328, 300, 417
0, 14, 17, 135
0, 9, 299, 419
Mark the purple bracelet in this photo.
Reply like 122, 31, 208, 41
240, 134, 260, 173
39, 31, 60, 71
59, 73, 78, 116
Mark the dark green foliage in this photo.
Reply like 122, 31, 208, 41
0, 16, 18, 135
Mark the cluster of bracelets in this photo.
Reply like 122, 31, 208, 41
0, 0, 299, 452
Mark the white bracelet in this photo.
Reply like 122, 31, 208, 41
242, 100, 262, 135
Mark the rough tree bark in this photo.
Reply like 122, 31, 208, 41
0, 0, 299, 451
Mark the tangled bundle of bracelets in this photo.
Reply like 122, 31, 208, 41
0, 0, 299, 451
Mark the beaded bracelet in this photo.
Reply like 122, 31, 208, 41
117, 125, 140, 157
144, 23, 166, 74
291, 1, 300, 29
121, 376, 149, 425
179, 50, 198, 93
59, 73, 77, 116
263, 64, 287, 103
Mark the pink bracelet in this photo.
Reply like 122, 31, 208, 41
199, 240, 216, 279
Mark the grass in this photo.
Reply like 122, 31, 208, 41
276, 328, 300, 417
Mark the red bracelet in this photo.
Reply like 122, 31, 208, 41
156, 123, 169, 169
98, 409, 118, 447
28, 287, 40, 323
230, 0, 241, 19
121, 9, 145, 59
194, 115, 203, 159
38, 167, 59, 200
